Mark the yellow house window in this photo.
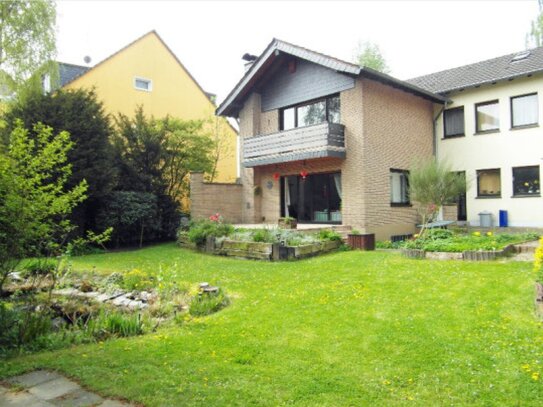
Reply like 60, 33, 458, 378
134, 77, 152, 92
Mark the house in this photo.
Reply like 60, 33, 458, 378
191, 39, 446, 239
56, 31, 238, 184
191, 39, 543, 238
408, 48, 543, 228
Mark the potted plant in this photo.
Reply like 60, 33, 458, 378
347, 229, 375, 251
278, 216, 297, 229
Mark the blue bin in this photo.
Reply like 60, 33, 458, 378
499, 210, 508, 227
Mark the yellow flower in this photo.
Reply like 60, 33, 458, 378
486, 231, 493, 237
413, 233, 419, 238
532, 372, 540, 381
473, 231, 481, 237
524, 182, 530, 187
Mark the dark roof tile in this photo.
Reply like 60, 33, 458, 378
407, 46, 543, 94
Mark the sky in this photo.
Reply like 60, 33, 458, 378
56, 0, 540, 105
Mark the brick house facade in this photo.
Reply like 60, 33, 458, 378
191, 39, 445, 240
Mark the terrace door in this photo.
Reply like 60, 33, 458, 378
280, 172, 341, 223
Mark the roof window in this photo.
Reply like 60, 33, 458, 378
511, 51, 531, 62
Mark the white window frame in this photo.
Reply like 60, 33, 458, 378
134, 77, 153, 92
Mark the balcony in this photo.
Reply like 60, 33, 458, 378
242, 122, 346, 167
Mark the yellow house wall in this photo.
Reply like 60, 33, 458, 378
64, 32, 237, 183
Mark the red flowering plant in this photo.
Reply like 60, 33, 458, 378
209, 213, 222, 223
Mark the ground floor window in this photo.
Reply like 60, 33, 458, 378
477, 169, 501, 197
280, 172, 341, 223
512, 165, 540, 196
390, 169, 409, 206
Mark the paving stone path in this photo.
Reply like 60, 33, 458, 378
0, 370, 135, 407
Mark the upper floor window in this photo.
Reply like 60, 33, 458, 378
280, 95, 340, 130
134, 77, 152, 92
443, 106, 464, 138
475, 100, 499, 133
512, 165, 540, 196
511, 93, 538, 128
390, 169, 409, 206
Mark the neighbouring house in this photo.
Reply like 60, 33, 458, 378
191, 39, 543, 238
52, 30, 238, 185
408, 49, 543, 228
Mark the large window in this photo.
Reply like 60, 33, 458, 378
280, 95, 340, 130
477, 169, 501, 197
511, 93, 539, 128
513, 166, 540, 196
443, 107, 465, 138
475, 100, 500, 133
390, 169, 409, 205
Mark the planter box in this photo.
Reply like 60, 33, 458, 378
218, 240, 274, 260
348, 234, 375, 251
214, 239, 340, 261
401, 249, 426, 259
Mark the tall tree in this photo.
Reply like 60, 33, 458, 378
526, 0, 543, 48
106, 107, 214, 244
353, 41, 391, 74
3, 89, 117, 233
0, 1, 56, 96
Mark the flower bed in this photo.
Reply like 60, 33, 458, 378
177, 215, 343, 261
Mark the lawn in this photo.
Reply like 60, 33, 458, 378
1, 244, 543, 406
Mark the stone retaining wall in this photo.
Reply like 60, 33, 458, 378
401, 244, 516, 261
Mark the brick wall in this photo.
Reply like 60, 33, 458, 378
360, 79, 435, 239
190, 172, 242, 223
233, 77, 436, 240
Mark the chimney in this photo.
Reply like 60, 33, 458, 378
242, 53, 257, 72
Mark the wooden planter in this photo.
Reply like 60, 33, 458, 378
401, 248, 426, 259
348, 233, 375, 251
278, 219, 297, 229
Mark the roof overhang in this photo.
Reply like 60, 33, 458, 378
217, 39, 447, 118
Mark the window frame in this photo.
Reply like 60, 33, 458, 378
476, 168, 501, 198
279, 94, 340, 131
134, 77, 153, 92
512, 165, 541, 197
443, 106, 465, 138
390, 169, 410, 207
475, 99, 500, 134
510, 92, 539, 129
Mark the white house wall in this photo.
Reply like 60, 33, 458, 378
436, 75, 543, 227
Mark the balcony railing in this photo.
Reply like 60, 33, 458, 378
242, 122, 346, 167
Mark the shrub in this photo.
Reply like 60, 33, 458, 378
534, 237, 543, 283
189, 288, 230, 317
22, 259, 57, 277
0, 303, 52, 351
122, 268, 155, 291
252, 229, 275, 243
187, 219, 234, 246
87, 310, 145, 340
318, 230, 343, 242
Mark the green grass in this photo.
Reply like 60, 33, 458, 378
2, 243, 543, 406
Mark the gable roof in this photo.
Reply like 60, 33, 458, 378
60, 30, 217, 105
407, 46, 543, 94
217, 38, 447, 117
58, 62, 90, 87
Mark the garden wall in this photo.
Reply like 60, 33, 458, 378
190, 172, 243, 223
199, 238, 341, 261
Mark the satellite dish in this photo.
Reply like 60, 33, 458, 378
83, 56, 92, 64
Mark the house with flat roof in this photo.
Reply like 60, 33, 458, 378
190, 39, 543, 238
